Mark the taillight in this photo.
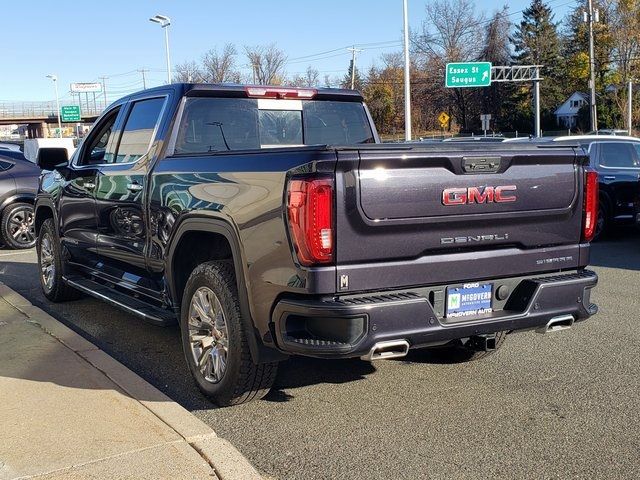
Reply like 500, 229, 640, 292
582, 169, 599, 242
245, 86, 317, 99
287, 177, 334, 266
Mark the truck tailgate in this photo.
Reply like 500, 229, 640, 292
334, 145, 587, 292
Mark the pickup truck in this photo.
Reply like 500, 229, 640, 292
34, 84, 599, 406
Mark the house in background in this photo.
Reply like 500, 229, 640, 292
555, 92, 589, 128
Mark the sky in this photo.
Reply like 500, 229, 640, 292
0, 0, 573, 104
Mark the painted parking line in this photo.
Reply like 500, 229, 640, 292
0, 250, 35, 257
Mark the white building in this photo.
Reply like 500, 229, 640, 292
554, 92, 589, 128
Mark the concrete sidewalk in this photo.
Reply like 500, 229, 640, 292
0, 283, 261, 480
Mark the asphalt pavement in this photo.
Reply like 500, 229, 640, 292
1, 230, 639, 480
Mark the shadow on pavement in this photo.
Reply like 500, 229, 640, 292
590, 226, 640, 271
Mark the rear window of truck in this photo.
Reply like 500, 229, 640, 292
173, 97, 374, 154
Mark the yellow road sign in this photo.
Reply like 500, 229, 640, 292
438, 112, 450, 126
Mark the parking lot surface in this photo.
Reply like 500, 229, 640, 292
1, 230, 639, 479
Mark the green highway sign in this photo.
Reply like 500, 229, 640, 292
446, 62, 492, 88
60, 105, 81, 122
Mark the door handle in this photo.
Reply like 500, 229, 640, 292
126, 182, 144, 192
84, 182, 96, 190
603, 176, 616, 181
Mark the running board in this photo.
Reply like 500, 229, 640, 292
63, 276, 177, 327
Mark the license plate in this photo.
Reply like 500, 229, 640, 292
446, 283, 493, 318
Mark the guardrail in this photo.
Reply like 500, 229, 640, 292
0, 102, 105, 119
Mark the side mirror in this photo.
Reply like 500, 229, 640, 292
37, 148, 69, 171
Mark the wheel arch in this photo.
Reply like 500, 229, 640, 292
166, 216, 285, 364
0, 193, 36, 216
34, 199, 57, 237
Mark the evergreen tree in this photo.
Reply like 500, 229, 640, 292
341, 60, 364, 92
510, 0, 564, 131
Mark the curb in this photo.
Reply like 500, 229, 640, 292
0, 282, 262, 480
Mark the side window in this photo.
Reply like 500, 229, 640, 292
174, 97, 259, 154
78, 107, 121, 166
113, 97, 165, 164
599, 142, 639, 168
0, 160, 13, 171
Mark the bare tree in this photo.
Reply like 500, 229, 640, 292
291, 66, 320, 87
202, 44, 240, 83
245, 44, 287, 85
413, 0, 485, 130
173, 60, 204, 83
607, 0, 640, 125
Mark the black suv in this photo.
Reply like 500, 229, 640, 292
554, 136, 640, 237
0, 152, 39, 249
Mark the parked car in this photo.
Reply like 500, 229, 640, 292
35, 84, 599, 406
0, 142, 22, 152
0, 151, 40, 248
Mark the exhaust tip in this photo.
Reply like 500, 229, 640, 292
536, 314, 575, 334
361, 340, 410, 361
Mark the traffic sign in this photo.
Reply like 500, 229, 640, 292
60, 105, 81, 122
438, 112, 450, 127
446, 62, 492, 88
70, 82, 103, 93
480, 114, 492, 131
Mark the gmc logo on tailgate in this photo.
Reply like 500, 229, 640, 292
442, 186, 517, 205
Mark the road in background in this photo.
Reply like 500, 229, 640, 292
1, 230, 638, 479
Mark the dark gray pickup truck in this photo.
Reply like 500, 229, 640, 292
34, 84, 598, 406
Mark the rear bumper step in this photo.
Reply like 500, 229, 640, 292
272, 270, 598, 358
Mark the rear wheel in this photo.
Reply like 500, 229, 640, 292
594, 196, 611, 240
180, 261, 278, 406
432, 331, 508, 362
1, 203, 35, 249
36, 218, 80, 302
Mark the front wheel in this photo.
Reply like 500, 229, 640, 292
180, 261, 278, 406
36, 218, 81, 302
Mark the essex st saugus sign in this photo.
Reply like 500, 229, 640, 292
445, 62, 492, 88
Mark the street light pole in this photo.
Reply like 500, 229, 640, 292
46, 74, 62, 138
402, 0, 412, 141
150, 14, 172, 84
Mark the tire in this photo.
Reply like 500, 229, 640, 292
593, 197, 610, 241
180, 261, 278, 406
432, 331, 508, 362
36, 218, 81, 302
1, 203, 36, 249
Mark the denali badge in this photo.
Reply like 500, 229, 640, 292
442, 185, 517, 205
441, 234, 509, 245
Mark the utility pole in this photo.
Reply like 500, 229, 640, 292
99, 76, 108, 108
402, 0, 412, 141
138, 69, 149, 89
585, 1, 598, 132
629, 80, 634, 136
346, 46, 362, 90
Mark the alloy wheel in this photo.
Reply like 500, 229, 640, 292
8, 206, 35, 247
188, 287, 229, 384
39, 233, 55, 290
